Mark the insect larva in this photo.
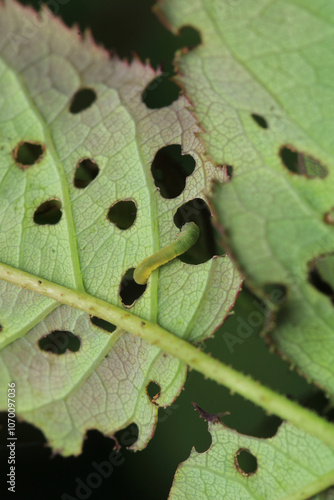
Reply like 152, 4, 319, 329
133, 222, 200, 284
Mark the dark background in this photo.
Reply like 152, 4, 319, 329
0, 1, 326, 499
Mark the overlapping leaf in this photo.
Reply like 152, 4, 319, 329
157, 0, 334, 394
0, 0, 240, 455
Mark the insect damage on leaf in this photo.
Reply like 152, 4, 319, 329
0, 0, 240, 456
157, 0, 334, 397
169, 421, 334, 499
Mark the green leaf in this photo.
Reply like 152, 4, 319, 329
169, 420, 334, 500
157, 0, 334, 395
0, 0, 240, 455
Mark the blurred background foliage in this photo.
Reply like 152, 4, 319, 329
0, 0, 326, 498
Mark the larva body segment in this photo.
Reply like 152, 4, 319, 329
134, 222, 200, 284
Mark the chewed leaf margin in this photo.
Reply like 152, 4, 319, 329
169, 419, 334, 500
0, 0, 241, 456
156, 0, 334, 397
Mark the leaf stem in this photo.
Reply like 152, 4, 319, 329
1, 260, 334, 448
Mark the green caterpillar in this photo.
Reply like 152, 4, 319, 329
134, 222, 200, 284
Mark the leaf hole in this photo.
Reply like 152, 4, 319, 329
263, 283, 287, 305
107, 200, 137, 230
234, 448, 257, 476
119, 268, 147, 307
90, 316, 116, 333
142, 74, 180, 109
174, 198, 218, 264
74, 158, 99, 188
308, 257, 334, 300
114, 423, 139, 449
83, 429, 116, 454
33, 198, 62, 225
324, 208, 334, 225
13, 141, 45, 169
146, 381, 161, 403
69, 88, 97, 114
253, 417, 282, 438
0, 324, 2, 332
151, 145, 196, 199
38, 330, 80, 355
279, 145, 328, 178
195, 429, 213, 453
178, 25, 202, 50
225, 165, 234, 179
251, 113, 268, 129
